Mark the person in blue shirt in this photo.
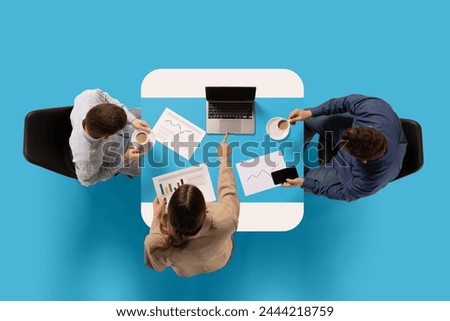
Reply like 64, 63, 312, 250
283, 94, 407, 202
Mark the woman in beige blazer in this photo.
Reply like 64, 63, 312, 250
144, 133, 240, 277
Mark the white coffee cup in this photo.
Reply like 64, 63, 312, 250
134, 130, 149, 144
277, 118, 291, 132
266, 117, 291, 140
131, 130, 154, 151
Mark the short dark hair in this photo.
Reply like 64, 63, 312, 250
340, 127, 387, 161
160, 184, 207, 249
84, 103, 127, 138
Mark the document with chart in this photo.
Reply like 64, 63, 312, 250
152, 107, 206, 160
152, 164, 216, 202
236, 151, 286, 196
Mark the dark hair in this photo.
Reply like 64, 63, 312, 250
340, 127, 387, 161
84, 103, 127, 138
160, 184, 207, 250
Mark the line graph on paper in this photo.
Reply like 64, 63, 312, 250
153, 108, 206, 160
246, 163, 279, 182
164, 119, 193, 135
236, 151, 286, 196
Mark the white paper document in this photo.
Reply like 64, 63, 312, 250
153, 107, 206, 160
236, 151, 286, 196
152, 164, 216, 202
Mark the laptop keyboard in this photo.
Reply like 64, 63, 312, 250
208, 103, 253, 119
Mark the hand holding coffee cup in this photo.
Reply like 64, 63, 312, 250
288, 109, 313, 124
124, 146, 141, 162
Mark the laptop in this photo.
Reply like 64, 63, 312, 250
206, 86, 256, 134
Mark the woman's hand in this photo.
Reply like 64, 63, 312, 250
216, 132, 231, 161
152, 197, 167, 219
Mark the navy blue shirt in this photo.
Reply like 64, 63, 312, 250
302, 95, 408, 201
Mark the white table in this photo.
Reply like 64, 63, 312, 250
141, 69, 304, 232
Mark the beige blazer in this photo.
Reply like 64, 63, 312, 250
144, 161, 240, 277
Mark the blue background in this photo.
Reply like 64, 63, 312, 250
1, 0, 448, 300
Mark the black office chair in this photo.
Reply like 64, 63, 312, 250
392, 119, 424, 180
316, 118, 424, 181
23, 106, 77, 179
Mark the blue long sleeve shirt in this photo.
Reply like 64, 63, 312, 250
302, 95, 408, 201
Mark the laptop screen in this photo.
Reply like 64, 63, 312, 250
205, 87, 256, 101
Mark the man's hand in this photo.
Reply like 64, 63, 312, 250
152, 197, 167, 219
124, 146, 141, 162
288, 109, 312, 124
216, 132, 231, 161
132, 118, 151, 132
282, 177, 305, 188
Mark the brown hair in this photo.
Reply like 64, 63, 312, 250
160, 184, 207, 250
84, 103, 127, 138
340, 127, 387, 161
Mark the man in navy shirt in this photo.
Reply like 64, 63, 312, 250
283, 94, 407, 202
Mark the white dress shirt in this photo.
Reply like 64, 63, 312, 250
69, 89, 139, 186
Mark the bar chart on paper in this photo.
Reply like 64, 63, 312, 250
158, 179, 185, 195
152, 164, 216, 202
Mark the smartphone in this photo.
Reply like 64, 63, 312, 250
271, 166, 299, 185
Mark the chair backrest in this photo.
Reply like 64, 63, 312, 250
393, 118, 424, 180
23, 106, 77, 178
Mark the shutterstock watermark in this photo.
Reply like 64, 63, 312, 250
99, 132, 349, 170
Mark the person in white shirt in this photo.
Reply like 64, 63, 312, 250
69, 89, 150, 186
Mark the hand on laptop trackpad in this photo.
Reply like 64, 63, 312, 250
220, 121, 241, 134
